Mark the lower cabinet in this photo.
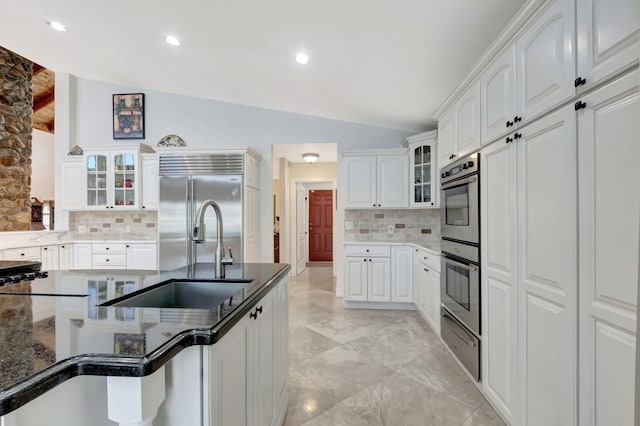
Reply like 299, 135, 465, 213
413, 248, 440, 335
344, 256, 390, 302
73, 242, 157, 270
58, 243, 74, 269
204, 277, 288, 426
40, 245, 59, 270
390, 246, 413, 303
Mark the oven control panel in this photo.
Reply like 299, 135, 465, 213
440, 153, 479, 184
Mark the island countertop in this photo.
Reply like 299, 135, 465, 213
0, 262, 290, 416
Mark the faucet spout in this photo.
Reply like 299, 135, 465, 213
193, 199, 233, 278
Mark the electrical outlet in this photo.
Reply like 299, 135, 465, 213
125, 225, 131, 233
344, 221, 353, 230
78, 225, 86, 233
388, 225, 394, 234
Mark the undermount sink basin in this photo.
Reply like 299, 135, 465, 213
102, 279, 253, 309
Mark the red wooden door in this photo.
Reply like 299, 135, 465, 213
308, 190, 333, 261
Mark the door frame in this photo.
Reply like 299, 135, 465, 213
288, 178, 336, 276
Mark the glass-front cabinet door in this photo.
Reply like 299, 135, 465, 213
83, 149, 140, 209
407, 130, 438, 208
86, 154, 108, 207
113, 152, 137, 207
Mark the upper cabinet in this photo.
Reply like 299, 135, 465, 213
343, 152, 408, 209
576, 0, 640, 92
141, 153, 159, 210
515, 0, 575, 121
407, 130, 438, 208
438, 82, 481, 166
59, 144, 155, 211
480, 46, 517, 145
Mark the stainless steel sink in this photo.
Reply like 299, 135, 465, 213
102, 279, 253, 309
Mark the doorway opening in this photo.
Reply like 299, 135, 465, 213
271, 143, 337, 277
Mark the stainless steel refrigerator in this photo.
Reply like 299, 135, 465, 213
158, 153, 244, 271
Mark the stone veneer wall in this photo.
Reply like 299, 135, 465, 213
0, 282, 33, 388
0, 46, 32, 231
344, 209, 441, 245
70, 211, 158, 240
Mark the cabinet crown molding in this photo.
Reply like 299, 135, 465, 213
342, 148, 407, 157
405, 130, 438, 147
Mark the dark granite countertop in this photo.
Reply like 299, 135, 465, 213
0, 262, 290, 416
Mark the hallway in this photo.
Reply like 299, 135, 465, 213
285, 266, 504, 426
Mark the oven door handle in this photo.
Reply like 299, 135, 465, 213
442, 311, 478, 347
443, 257, 478, 272
441, 175, 477, 191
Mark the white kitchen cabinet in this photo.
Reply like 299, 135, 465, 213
125, 243, 157, 270
91, 243, 127, 269
40, 245, 59, 270
343, 153, 408, 209
274, 278, 288, 422
0, 246, 40, 261
515, 0, 575, 122
480, 46, 517, 145
407, 131, 438, 208
141, 153, 159, 210
204, 277, 288, 426
391, 246, 413, 303
577, 70, 638, 426
414, 248, 441, 335
245, 186, 261, 262
454, 81, 482, 158
84, 149, 140, 210
481, 134, 518, 424
413, 249, 427, 319
481, 104, 577, 426
58, 243, 74, 270
74, 243, 92, 269
437, 111, 455, 167
576, 0, 640, 92
425, 265, 440, 335
59, 158, 86, 210
245, 151, 261, 189
344, 244, 391, 303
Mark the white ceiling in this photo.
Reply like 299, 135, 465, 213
1, 0, 526, 132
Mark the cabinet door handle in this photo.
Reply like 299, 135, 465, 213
574, 77, 586, 87
43, 247, 48, 251
506, 120, 513, 128
256, 306, 263, 314
574, 101, 587, 110
513, 116, 522, 123
506, 136, 513, 144
514, 133, 522, 139
250, 311, 257, 320
126, 245, 130, 248
424, 268, 429, 272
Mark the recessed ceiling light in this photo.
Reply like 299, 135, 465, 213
46, 20, 67, 32
164, 35, 181, 47
295, 53, 308, 65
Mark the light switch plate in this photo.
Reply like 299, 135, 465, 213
78, 225, 86, 233
344, 221, 353, 230
388, 225, 394, 234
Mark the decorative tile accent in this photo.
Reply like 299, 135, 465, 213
70, 211, 158, 240
345, 209, 440, 245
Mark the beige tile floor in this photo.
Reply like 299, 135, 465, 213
284, 265, 505, 426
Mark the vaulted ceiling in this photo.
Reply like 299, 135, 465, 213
3, 0, 527, 132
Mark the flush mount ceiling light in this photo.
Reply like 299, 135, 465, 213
303, 153, 319, 163
295, 53, 309, 65
46, 20, 67, 32
164, 35, 181, 47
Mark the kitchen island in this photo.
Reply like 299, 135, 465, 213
0, 262, 290, 426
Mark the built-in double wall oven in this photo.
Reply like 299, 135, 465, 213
440, 153, 481, 381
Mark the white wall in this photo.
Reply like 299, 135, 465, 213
31, 129, 55, 201
56, 76, 413, 268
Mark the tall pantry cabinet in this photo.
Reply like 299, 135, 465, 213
437, 0, 640, 423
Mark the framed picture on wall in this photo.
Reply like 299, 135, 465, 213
113, 93, 145, 139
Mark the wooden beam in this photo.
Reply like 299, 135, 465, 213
32, 63, 45, 75
33, 88, 54, 112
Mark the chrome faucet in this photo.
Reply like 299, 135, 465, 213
193, 199, 233, 278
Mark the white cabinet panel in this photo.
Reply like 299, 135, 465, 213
454, 81, 481, 157
593, 321, 636, 426
245, 186, 261, 262
368, 258, 391, 302
377, 155, 409, 208
425, 268, 440, 335
141, 154, 159, 210
58, 243, 74, 270
344, 257, 368, 301
481, 139, 518, 424
391, 246, 413, 303
515, 0, 575, 121
577, 0, 640, 90
344, 156, 376, 208
252, 291, 275, 426
481, 46, 517, 145
126, 243, 157, 270
517, 106, 577, 426
40, 245, 59, 270
438, 111, 455, 166
74, 243, 92, 269
578, 70, 638, 425
59, 159, 86, 210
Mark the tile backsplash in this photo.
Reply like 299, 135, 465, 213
70, 211, 158, 240
344, 209, 440, 244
